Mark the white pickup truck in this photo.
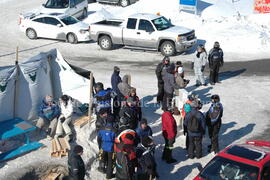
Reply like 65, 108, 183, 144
89, 13, 197, 56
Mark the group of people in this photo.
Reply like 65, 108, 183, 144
37, 42, 225, 180
37, 94, 74, 141
88, 66, 158, 180
156, 41, 224, 110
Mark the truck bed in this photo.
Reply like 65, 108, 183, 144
94, 19, 124, 26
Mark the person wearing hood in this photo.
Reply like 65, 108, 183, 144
119, 97, 139, 130
56, 95, 74, 142
162, 63, 181, 111
192, 45, 207, 86
206, 94, 223, 154
175, 61, 189, 88
155, 56, 170, 104
161, 109, 177, 164
111, 66, 122, 117
68, 145, 85, 180
208, 41, 224, 85
125, 88, 142, 121
135, 119, 153, 142
118, 75, 132, 98
36, 95, 60, 139
184, 100, 206, 159
136, 136, 159, 180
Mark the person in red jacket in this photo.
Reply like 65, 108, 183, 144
162, 109, 177, 164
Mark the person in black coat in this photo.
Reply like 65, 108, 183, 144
208, 42, 224, 85
136, 136, 159, 180
155, 56, 170, 104
111, 66, 122, 117
68, 145, 85, 180
119, 97, 139, 130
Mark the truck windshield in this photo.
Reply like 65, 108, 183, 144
151, 16, 173, 31
199, 156, 259, 180
61, 16, 79, 25
45, 0, 69, 9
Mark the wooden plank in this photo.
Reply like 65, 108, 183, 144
74, 116, 89, 128
55, 138, 61, 152
42, 172, 61, 180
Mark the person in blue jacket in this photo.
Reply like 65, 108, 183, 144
135, 119, 153, 142
184, 100, 206, 159
97, 116, 117, 179
36, 95, 60, 139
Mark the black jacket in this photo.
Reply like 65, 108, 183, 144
119, 105, 139, 130
68, 153, 85, 180
155, 62, 165, 82
208, 48, 224, 66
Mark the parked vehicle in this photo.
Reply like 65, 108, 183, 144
194, 141, 270, 180
19, 13, 90, 43
40, 0, 88, 19
89, 13, 197, 56
97, 0, 138, 7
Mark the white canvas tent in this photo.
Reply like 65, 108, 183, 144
0, 49, 90, 122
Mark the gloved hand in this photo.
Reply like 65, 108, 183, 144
201, 66, 205, 72
191, 62, 194, 69
220, 61, 224, 67
60, 117, 65, 123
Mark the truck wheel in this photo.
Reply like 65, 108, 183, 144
119, 0, 130, 7
26, 28, 37, 40
67, 33, 78, 44
99, 35, 112, 50
160, 41, 175, 56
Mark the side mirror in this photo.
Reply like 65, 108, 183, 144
57, 24, 63, 28
42, 4, 45, 7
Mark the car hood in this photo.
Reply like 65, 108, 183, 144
162, 25, 193, 35
68, 21, 89, 30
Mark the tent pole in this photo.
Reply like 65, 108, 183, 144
13, 46, 19, 118
88, 72, 93, 124
47, 55, 55, 99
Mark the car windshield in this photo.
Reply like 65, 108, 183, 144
199, 156, 259, 180
151, 16, 174, 31
45, 0, 69, 9
61, 16, 79, 25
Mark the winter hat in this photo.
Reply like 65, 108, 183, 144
114, 66, 120, 72
73, 145, 83, 154
45, 95, 53, 103
177, 67, 184, 74
99, 108, 108, 115
211, 94, 220, 102
176, 61, 182, 66
60, 95, 69, 102
95, 82, 104, 90
163, 56, 170, 63
140, 118, 147, 125
142, 136, 154, 147
130, 87, 136, 94
214, 41, 220, 48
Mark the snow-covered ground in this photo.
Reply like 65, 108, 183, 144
1, 67, 270, 179
1, 0, 270, 179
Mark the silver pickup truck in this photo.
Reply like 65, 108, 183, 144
89, 13, 197, 56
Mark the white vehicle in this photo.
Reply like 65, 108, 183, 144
40, 0, 88, 19
19, 13, 90, 43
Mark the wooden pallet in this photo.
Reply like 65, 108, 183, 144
51, 138, 70, 158
42, 172, 61, 180
73, 115, 96, 128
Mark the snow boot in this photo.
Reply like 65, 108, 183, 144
166, 149, 177, 164
98, 161, 106, 174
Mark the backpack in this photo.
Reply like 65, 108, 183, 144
187, 111, 200, 133
209, 103, 221, 124
211, 49, 222, 61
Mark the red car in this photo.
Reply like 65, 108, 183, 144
194, 141, 270, 180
